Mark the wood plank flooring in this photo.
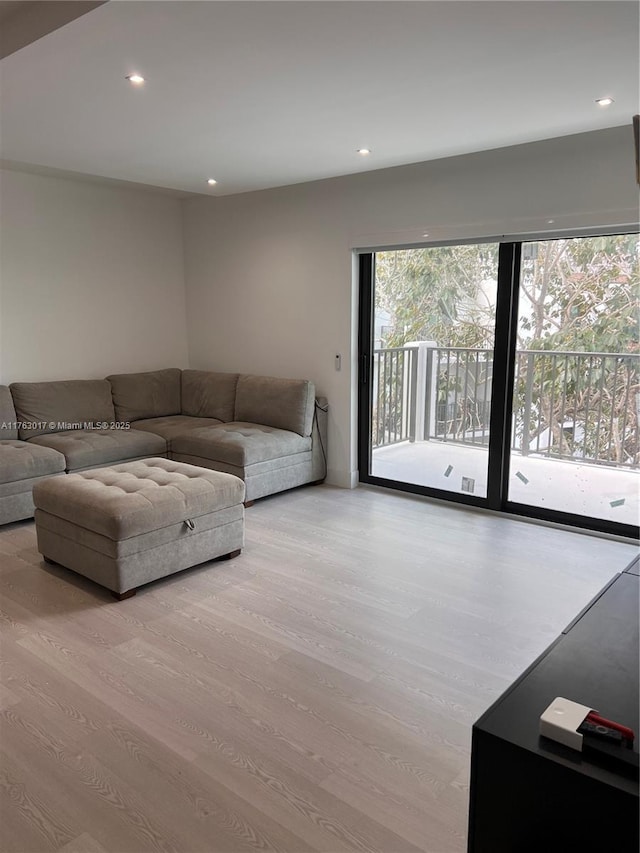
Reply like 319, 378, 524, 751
0, 484, 637, 853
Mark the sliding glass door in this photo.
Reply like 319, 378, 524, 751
507, 234, 639, 527
365, 243, 499, 499
359, 233, 639, 538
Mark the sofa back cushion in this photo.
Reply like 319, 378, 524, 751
10, 379, 116, 439
0, 385, 18, 439
234, 375, 315, 437
107, 368, 181, 423
182, 370, 238, 422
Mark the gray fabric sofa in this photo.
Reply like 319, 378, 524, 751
108, 369, 327, 504
0, 368, 327, 524
0, 385, 66, 524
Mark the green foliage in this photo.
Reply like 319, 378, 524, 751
513, 352, 638, 465
375, 235, 638, 353
375, 244, 498, 348
514, 235, 639, 465
372, 235, 639, 465
519, 234, 639, 353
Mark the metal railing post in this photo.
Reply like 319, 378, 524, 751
522, 351, 534, 456
424, 345, 435, 441
409, 349, 418, 442
404, 341, 434, 443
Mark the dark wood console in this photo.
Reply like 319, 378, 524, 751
467, 556, 639, 852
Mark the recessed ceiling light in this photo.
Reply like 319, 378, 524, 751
423, 233, 429, 238
125, 74, 145, 85
357, 148, 371, 155
547, 219, 555, 224
595, 97, 614, 107
207, 178, 217, 186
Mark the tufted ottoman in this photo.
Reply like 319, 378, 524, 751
32, 458, 245, 599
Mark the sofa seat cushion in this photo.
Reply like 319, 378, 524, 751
171, 423, 312, 468
131, 415, 222, 443
0, 440, 66, 484
32, 458, 245, 540
28, 429, 166, 472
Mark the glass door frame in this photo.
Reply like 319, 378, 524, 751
357, 238, 639, 541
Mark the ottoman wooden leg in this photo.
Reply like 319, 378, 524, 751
112, 589, 137, 601
221, 549, 242, 560
43, 555, 57, 565
243, 500, 254, 508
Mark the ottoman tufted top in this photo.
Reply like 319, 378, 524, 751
32, 458, 245, 540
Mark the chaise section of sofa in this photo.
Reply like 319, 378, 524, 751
9, 379, 166, 472
108, 368, 327, 502
0, 385, 66, 524
171, 374, 327, 502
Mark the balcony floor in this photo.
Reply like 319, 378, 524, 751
371, 440, 639, 527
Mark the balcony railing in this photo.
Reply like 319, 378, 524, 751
371, 346, 418, 447
372, 345, 639, 469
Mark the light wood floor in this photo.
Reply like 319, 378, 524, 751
1, 485, 637, 853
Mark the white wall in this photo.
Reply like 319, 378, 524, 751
182, 127, 639, 488
0, 169, 189, 383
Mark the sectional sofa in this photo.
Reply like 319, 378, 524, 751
0, 368, 327, 525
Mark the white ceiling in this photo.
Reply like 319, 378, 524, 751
0, 1, 637, 196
